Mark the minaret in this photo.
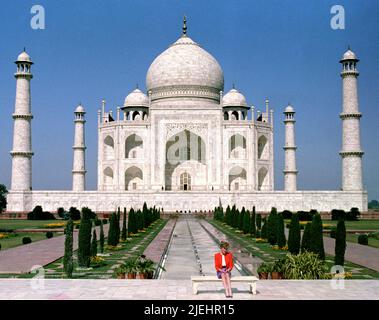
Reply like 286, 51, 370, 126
72, 104, 86, 191
10, 50, 34, 191
283, 104, 298, 191
339, 48, 364, 191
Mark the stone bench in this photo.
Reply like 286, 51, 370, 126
191, 276, 258, 295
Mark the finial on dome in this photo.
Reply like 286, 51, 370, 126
182, 15, 187, 36
232, 83, 235, 89
348, 45, 351, 50
23, 46, 26, 52
136, 83, 139, 89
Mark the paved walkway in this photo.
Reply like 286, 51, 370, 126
0, 224, 109, 274
160, 218, 242, 280
0, 279, 377, 300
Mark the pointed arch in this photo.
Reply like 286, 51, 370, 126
258, 167, 268, 191
229, 166, 247, 191
103, 166, 114, 190
258, 135, 268, 160
104, 135, 114, 160
125, 134, 143, 159
125, 166, 143, 190
229, 134, 246, 159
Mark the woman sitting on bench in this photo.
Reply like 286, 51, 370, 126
214, 240, 234, 298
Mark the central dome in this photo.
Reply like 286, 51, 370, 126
146, 35, 224, 102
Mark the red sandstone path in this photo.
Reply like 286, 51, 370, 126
0, 224, 109, 274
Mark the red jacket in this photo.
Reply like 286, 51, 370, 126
214, 252, 234, 271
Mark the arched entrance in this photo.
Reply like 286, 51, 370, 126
165, 130, 206, 191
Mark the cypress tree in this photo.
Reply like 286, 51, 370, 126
63, 219, 74, 278
121, 207, 127, 241
276, 213, 286, 247
242, 210, 250, 234
115, 207, 121, 244
288, 213, 301, 254
256, 213, 262, 230
239, 207, 245, 231
91, 229, 97, 257
99, 220, 105, 253
334, 218, 346, 266
301, 222, 312, 252
107, 212, 117, 246
78, 208, 92, 267
261, 219, 267, 239
267, 207, 278, 245
128, 208, 136, 234
310, 213, 325, 260
249, 206, 256, 237
225, 205, 230, 225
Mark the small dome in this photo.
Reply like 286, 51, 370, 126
124, 88, 149, 108
16, 51, 32, 63
75, 104, 85, 113
285, 104, 294, 113
222, 88, 248, 107
341, 49, 358, 61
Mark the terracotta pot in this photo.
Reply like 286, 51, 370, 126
271, 272, 282, 279
117, 273, 126, 279
259, 272, 268, 280
137, 272, 145, 279
127, 272, 136, 279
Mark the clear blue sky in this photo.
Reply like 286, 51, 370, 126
0, 0, 378, 200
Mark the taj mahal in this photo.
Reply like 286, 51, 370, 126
5, 19, 368, 214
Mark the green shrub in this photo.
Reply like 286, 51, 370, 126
121, 207, 127, 241
276, 214, 286, 248
358, 234, 368, 245
335, 219, 346, 266
63, 219, 74, 278
27, 206, 55, 220
22, 237, 32, 244
242, 208, 250, 234
91, 229, 97, 257
272, 258, 286, 273
0, 184, 7, 214
108, 212, 118, 246
330, 227, 337, 239
267, 207, 278, 245
257, 262, 273, 273
301, 222, 312, 253
102, 218, 108, 224
249, 207, 256, 237
78, 208, 92, 267
94, 219, 101, 226
0, 243, 2, 250
46, 231, 53, 239
69, 207, 81, 220
283, 252, 327, 279
99, 220, 105, 254
310, 212, 325, 260
256, 214, 262, 230
281, 210, 292, 219
288, 214, 301, 254
261, 219, 268, 239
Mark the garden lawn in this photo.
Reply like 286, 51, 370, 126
0, 232, 50, 250
345, 233, 379, 249
0, 219, 59, 230
322, 220, 379, 230
14, 218, 167, 279
208, 219, 379, 280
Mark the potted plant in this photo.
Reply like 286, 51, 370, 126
115, 265, 126, 279
257, 262, 272, 279
271, 258, 285, 279
124, 257, 138, 279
